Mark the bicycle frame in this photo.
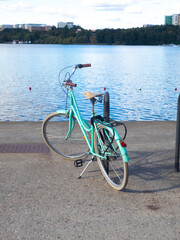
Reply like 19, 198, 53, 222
57, 88, 129, 162
58, 88, 95, 154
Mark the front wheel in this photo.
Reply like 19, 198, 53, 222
94, 124, 129, 190
42, 112, 89, 160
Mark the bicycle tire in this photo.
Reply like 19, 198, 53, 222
42, 112, 89, 160
94, 124, 129, 190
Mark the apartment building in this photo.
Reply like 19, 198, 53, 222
165, 16, 172, 25
57, 22, 74, 29
172, 14, 179, 25
165, 14, 180, 26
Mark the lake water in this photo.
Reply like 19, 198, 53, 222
0, 44, 180, 121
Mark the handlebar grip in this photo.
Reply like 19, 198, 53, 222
78, 64, 91, 68
65, 82, 77, 87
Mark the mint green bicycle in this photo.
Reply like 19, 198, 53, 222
41, 64, 129, 190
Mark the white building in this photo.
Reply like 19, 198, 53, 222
67, 22, 74, 29
57, 22, 74, 29
172, 14, 179, 25
13, 24, 20, 29
19, 24, 26, 29
57, 22, 67, 28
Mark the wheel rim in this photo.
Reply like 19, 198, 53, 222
42, 113, 89, 160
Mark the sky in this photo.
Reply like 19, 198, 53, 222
1, 0, 180, 29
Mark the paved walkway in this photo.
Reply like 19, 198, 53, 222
0, 121, 180, 240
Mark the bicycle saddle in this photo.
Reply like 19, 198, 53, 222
84, 91, 104, 99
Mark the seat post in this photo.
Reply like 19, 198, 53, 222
90, 98, 96, 116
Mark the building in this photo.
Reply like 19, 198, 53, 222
28, 24, 52, 32
172, 14, 179, 25
165, 14, 180, 26
0, 24, 13, 29
0, 23, 52, 32
165, 15, 172, 25
12, 24, 25, 29
25, 24, 45, 30
76, 28, 81, 33
143, 24, 155, 27
13, 24, 20, 29
67, 22, 74, 29
57, 22, 66, 28
44, 26, 52, 31
19, 24, 26, 29
29, 26, 44, 32
57, 22, 74, 29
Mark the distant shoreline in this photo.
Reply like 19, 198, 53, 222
1, 25, 180, 45
1, 43, 180, 47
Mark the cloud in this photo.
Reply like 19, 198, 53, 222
144, 0, 160, 4
2, 1, 33, 12
95, 5, 128, 11
34, 6, 61, 15
83, 0, 136, 11
125, 4, 143, 14
34, 6, 76, 21
1, 1, 75, 20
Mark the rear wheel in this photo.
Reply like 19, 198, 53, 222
94, 124, 128, 190
42, 112, 89, 160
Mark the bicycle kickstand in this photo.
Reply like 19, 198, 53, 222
78, 157, 96, 179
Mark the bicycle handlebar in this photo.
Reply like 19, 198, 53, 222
65, 82, 77, 87
77, 63, 91, 69
62, 64, 91, 88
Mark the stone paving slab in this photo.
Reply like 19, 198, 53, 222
0, 121, 179, 240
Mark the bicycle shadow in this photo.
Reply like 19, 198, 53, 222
124, 150, 180, 193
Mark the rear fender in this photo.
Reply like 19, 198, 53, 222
104, 125, 130, 163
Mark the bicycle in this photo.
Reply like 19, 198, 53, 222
41, 64, 129, 190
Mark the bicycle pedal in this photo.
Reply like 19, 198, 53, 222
74, 159, 83, 167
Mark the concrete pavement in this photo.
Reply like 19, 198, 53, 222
0, 121, 180, 240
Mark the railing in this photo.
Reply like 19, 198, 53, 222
175, 94, 180, 172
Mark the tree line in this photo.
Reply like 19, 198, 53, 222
0, 25, 180, 45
